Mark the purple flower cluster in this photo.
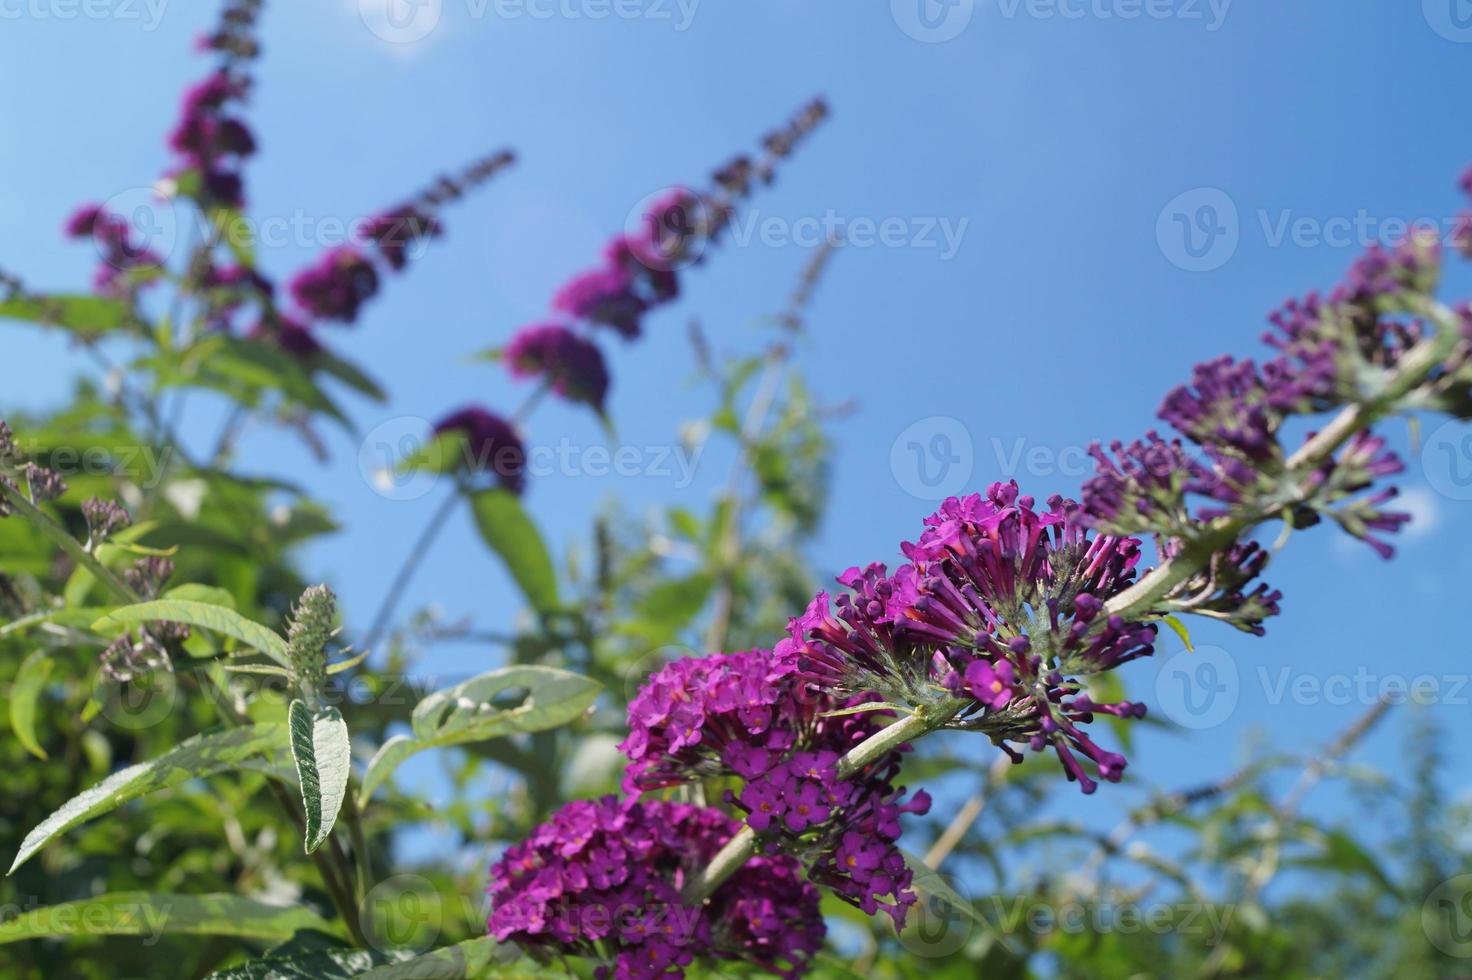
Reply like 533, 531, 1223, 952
475, 99, 829, 491
164, 0, 263, 212
431, 406, 527, 495
168, 68, 255, 209
1082, 233, 1441, 562
620, 647, 929, 925
195, 0, 263, 60
0, 423, 68, 517
82, 497, 131, 543
362, 205, 442, 272
245, 314, 323, 360
1304, 429, 1411, 559
778, 482, 1154, 794
99, 631, 172, 685
505, 324, 611, 413
63, 205, 165, 298
288, 247, 381, 324
488, 796, 823, 979
1164, 539, 1282, 636
1082, 433, 1205, 536
272, 151, 515, 352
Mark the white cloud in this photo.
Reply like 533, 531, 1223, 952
1396, 485, 1441, 538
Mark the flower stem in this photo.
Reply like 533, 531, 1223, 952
0, 481, 139, 603
362, 485, 463, 653
682, 710, 934, 905
1105, 297, 1466, 624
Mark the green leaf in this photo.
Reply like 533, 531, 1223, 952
314, 350, 388, 402
1162, 614, 1195, 652
359, 936, 533, 979
94, 599, 288, 666
411, 665, 600, 743
0, 893, 338, 946
0, 606, 111, 638
205, 948, 414, 980
467, 489, 559, 615
818, 701, 909, 720
901, 851, 994, 934
163, 583, 239, 609
9, 650, 55, 760
359, 667, 601, 806
207, 337, 352, 427
1289, 827, 1400, 897
0, 293, 134, 337
9, 723, 286, 873
634, 572, 714, 635
289, 700, 352, 854
395, 431, 465, 477
359, 735, 421, 806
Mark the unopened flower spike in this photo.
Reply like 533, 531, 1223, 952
22, 463, 67, 505
0, 420, 16, 466
286, 584, 337, 697
82, 497, 132, 546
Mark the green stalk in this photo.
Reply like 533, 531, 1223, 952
0, 481, 138, 603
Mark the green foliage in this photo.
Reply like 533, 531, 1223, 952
94, 599, 290, 666
9, 724, 287, 874
0, 165, 1460, 980
8, 650, 53, 760
0, 293, 136, 337
467, 488, 560, 615
0, 893, 340, 946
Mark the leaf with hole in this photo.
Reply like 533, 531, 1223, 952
358, 667, 601, 806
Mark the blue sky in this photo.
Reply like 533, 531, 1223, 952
4, 0, 1472, 878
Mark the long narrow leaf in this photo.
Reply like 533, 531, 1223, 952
9, 723, 286, 873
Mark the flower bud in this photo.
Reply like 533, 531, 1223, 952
83, 497, 132, 543
286, 584, 336, 695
